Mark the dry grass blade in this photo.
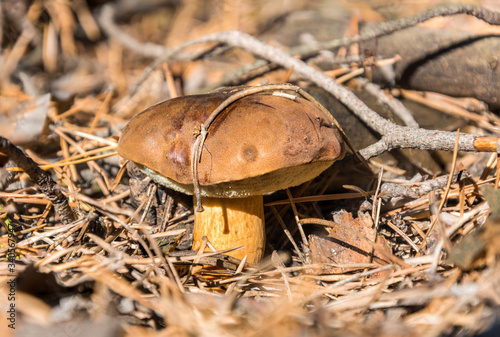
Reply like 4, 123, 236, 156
7, 151, 118, 172
423, 129, 461, 248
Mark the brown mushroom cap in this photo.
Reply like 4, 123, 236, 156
118, 86, 345, 198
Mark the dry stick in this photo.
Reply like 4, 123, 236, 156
89, 89, 114, 134
210, 4, 500, 89
445, 202, 488, 239
0, 192, 44, 199
159, 194, 174, 232
271, 206, 305, 263
211, 59, 280, 90
18, 203, 52, 234
98, 5, 223, 94
372, 168, 384, 223
164, 64, 180, 98
60, 136, 77, 182
480, 153, 497, 183
7, 152, 118, 172
359, 130, 499, 160
380, 172, 463, 200
358, 78, 419, 128
207, 4, 500, 91
56, 126, 118, 147
36, 247, 80, 268
16, 218, 85, 247
399, 89, 498, 133
62, 145, 118, 162
265, 192, 373, 206
281, 65, 294, 83
129, 247, 243, 266
456, 163, 466, 217
137, 184, 156, 226
54, 128, 113, 196
98, 5, 165, 58
110, 160, 129, 192
48, 212, 95, 251
183, 237, 208, 285
100, 6, 500, 158
361, 266, 394, 314
294, 3, 500, 58
0, 136, 75, 224
422, 130, 461, 250
336, 68, 364, 84
371, 179, 383, 267
272, 251, 293, 301
224, 255, 247, 296
174, 31, 500, 159
274, 181, 313, 249
66, 189, 133, 217
285, 188, 309, 250
217, 263, 378, 286
392, 177, 495, 217
138, 224, 185, 294
343, 184, 370, 198
326, 264, 394, 290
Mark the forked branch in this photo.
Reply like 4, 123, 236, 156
99, 5, 500, 160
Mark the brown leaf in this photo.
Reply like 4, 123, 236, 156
309, 211, 391, 274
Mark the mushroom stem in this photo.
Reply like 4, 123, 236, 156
193, 195, 265, 264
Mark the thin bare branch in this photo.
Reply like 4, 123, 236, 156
99, 7, 500, 158
0, 136, 75, 224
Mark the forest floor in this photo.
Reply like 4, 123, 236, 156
1, 1, 500, 336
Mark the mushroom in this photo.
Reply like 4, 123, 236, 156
117, 84, 345, 264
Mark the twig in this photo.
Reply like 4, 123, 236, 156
98, 5, 165, 58
7, 151, 118, 172
358, 78, 419, 128
359, 129, 499, 160
271, 206, 305, 263
445, 201, 489, 240
399, 89, 499, 133
168, 31, 500, 158
100, 5, 500, 160
272, 251, 293, 301
15, 219, 83, 247
224, 255, 247, 296
422, 130, 461, 249
295, 3, 500, 58
326, 264, 394, 290
0, 136, 75, 224
372, 168, 384, 223
64, 187, 133, 217
286, 188, 309, 250
215, 59, 280, 89
208, 4, 500, 89
380, 172, 464, 200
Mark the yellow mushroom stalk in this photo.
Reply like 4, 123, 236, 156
194, 195, 265, 263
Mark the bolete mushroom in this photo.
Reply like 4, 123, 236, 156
118, 84, 345, 264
